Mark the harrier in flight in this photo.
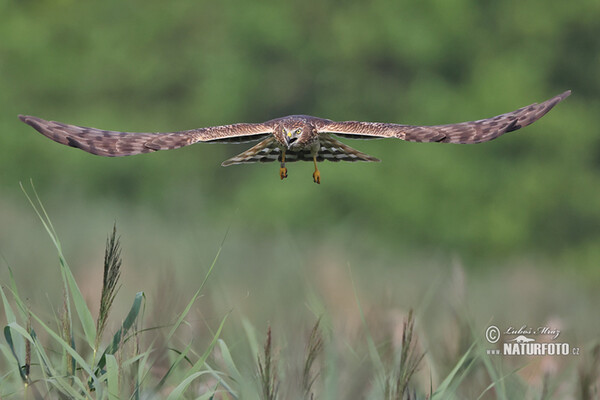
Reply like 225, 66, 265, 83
20, 91, 570, 184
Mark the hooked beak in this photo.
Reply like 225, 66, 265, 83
285, 132, 298, 148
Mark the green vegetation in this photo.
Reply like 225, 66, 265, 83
1, 0, 599, 267
1, 0, 599, 398
2, 204, 598, 398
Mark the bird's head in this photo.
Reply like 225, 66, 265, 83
281, 125, 304, 149
280, 121, 313, 149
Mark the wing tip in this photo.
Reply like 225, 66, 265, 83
548, 90, 571, 106
559, 89, 572, 100
18, 114, 49, 135
538, 89, 571, 116
18, 114, 36, 125
19, 115, 53, 133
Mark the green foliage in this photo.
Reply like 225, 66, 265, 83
1, 0, 599, 269
0, 191, 223, 398
1, 1, 599, 396
1, 207, 599, 398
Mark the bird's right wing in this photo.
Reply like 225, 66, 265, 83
19, 115, 274, 157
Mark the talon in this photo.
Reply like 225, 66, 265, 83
280, 151, 288, 180
312, 170, 320, 184
312, 155, 321, 184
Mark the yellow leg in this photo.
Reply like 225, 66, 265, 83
279, 151, 288, 180
312, 155, 321, 184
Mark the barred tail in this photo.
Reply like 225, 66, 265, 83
221, 138, 281, 166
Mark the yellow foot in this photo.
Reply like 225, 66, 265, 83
312, 170, 321, 184
280, 167, 288, 180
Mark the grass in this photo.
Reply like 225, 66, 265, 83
1, 186, 599, 399
257, 325, 278, 400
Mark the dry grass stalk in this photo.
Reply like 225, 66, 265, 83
386, 309, 425, 400
258, 325, 278, 400
24, 313, 31, 382
96, 223, 122, 346
302, 318, 324, 400
61, 288, 73, 376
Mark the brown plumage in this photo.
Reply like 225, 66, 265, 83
19, 90, 570, 183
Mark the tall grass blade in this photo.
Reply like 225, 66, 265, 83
153, 341, 194, 392
1, 284, 27, 383
195, 387, 220, 400
165, 371, 213, 400
431, 343, 476, 399
105, 354, 119, 400
184, 313, 229, 378
96, 291, 144, 373
130, 345, 154, 400
3, 326, 27, 382
165, 239, 223, 343
6, 267, 28, 320
218, 338, 243, 384
7, 321, 88, 398
20, 182, 97, 349
478, 345, 509, 400
204, 361, 239, 399
16, 313, 96, 378
1, 279, 19, 324
476, 364, 525, 400
242, 318, 260, 362
162, 313, 230, 398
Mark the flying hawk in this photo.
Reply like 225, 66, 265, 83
19, 91, 570, 184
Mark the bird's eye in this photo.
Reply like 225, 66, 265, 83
295, 128, 302, 134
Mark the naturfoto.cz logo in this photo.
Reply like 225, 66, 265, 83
485, 325, 580, 356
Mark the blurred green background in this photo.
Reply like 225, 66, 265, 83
3, 0, 599, 265
1, 0, 599, 392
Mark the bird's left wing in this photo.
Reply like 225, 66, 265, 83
19, 115, 274, 157
315, 91, 570, 144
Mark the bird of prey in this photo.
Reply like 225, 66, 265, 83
19, 91, 570, 184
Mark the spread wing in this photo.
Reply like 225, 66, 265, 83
18, 115, 274, 157
316, 91, 570, 144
